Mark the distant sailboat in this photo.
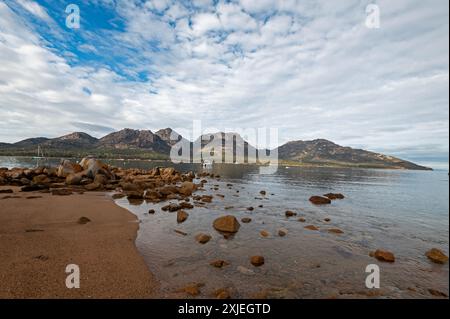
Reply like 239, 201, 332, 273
33, 145, 45, 159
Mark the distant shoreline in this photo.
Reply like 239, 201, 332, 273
0, 154, 434, 171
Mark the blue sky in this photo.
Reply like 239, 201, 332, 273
0, 0, 448, 168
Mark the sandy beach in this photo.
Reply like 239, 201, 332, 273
0, 186, 155, 298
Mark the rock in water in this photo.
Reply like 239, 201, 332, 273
195, 233, 211, 244
260, 230, 270, 237
309, 196, 331, 205
425, 248, 448, 264
213, 215, 240, 233
250, 256, 265, 267
285, 210, 297, 217
278, 228, 288, 237
328, 228, 344, 234
304, 225, 319, 231
323, 193, 345, 200
210, 260, 229, 268
177, 210, 189, 223
372, 250, 395, 263
241, 217, 252, 223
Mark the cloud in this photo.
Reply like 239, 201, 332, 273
16, 0, 52, 22
0, 0, 448, 168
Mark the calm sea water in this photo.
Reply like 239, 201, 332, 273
2, 156, 448, 298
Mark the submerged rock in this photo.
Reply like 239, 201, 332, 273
285, 210, 297, 217
213, 215, 240, 233
195, 233, 211, 244
177, 210, 189, 223
324, 193, 345, 200
328, 228, 344, 234
298, 217, 306, 223
425, 248, 448, 264
309, 196, 331, 205
278, 228, 288, 237
260, 230, 270, 237
241, 217, 252, 223
371, 250, 395, 263
304, 225, 319, 231
210, 260, 230, 268
250, 256, 265, 267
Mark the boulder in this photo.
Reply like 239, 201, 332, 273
195, 233, 211, 244
57, 160, 83, 178
425, 248, 448, 264
371, 250, 395, 263
66, 173, 83, 185
250, 256, 265, 267
309, 196, 331, 205
94, 174, 109, 185
213, 215, 240, 233
32, 174, 51, 185
177, 210, 189, 223
79, 157, 113, 179
179, 181, 195, 196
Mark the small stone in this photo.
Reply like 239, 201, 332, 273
247, 207, 254, 211
428, 289, 448, 297
210, 260, 229, 268
180, 283, 202, 296
425, 248, 448, 264
304, 225, 319, 231
260, 230, 270, 237
148, 209, 155, 214
324, 218, 331, 222
177, 210, 189, 223
285, 210, 297, 217
278, 228, 288, 237
328, 228, 344, 234
174, 229, 187, 236
250, 256, 265, 267
260, 190, 266, 196
298, 217, 306, 222
215, 288, 231, 299
241, 217, 252, 223
372, 249, 395, 263
78, 216, 91, 224
195, 233, 211, 244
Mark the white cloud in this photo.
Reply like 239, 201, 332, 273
0, 0, 448, 167
16, 0, 52, 22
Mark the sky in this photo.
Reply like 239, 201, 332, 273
0, 0, 448, 169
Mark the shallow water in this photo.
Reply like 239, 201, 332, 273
115, 164, 449, 299
2, 157, 448, 298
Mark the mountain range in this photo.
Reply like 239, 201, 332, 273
0, 128, 431, 170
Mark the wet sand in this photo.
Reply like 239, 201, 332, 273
0, 186, 155, 298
